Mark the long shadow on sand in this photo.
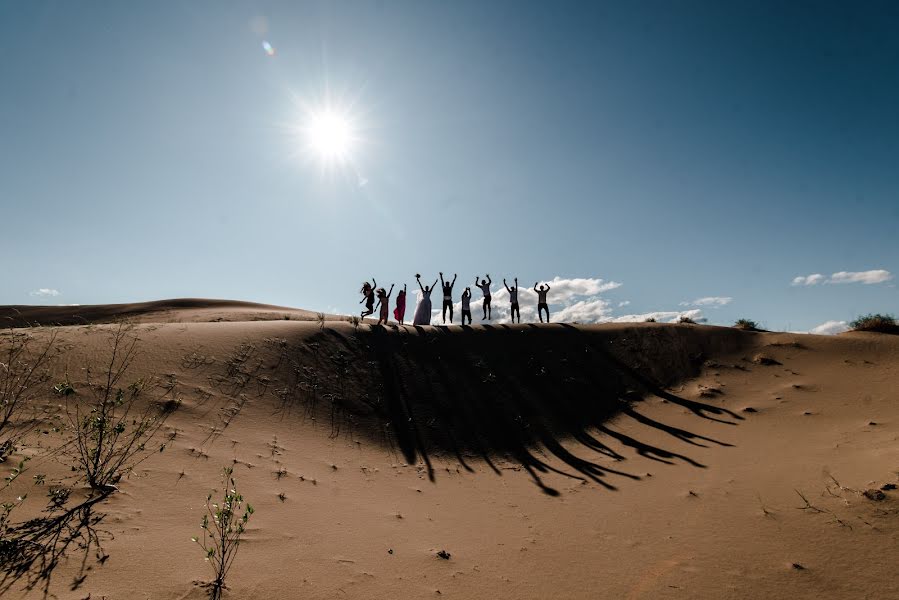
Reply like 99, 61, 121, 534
0, 491, 109, 598
280, 323, 743, 496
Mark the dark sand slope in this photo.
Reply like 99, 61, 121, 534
0, 298, 329, 327
1, 301, 898, 599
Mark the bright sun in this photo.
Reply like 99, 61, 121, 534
305, 109, 356, 163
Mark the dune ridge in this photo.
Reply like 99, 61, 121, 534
0, 300, 897, 599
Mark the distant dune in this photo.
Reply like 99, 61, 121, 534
0, 297, 328, 327
1, 300, 897, 599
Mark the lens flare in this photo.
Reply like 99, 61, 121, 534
262, 41, 275, 56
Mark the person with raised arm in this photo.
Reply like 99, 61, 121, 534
534, 281, 551, 323
460, 287, 472, 325
359, 277, 377, 318
375, 284, 395, 325
439, 272, 458, 324
412, 274, 438, 326
476, 274, 493, 320
393, 283, 407, 325
504, 277, 521, 324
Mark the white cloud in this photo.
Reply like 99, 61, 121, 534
30, 288, 60, 298
792, 270, 892, 286
809, 320, 849, 335
409, 276, 621, 325
537, 277, 622, 302
792, 274, 825, 286
403, 276, 717, 326
609, 309, 706, 324
553, 298, 614, 323
679, 296, 732, 307
827, 270, 892, 285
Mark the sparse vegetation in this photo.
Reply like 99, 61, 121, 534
66, 324, 167, 491
349, 315, 361, 332
734, 318, 760, 331
192, 467, 254, 600
317, 312, 327, 331
644, 317, 657, 323
0, 329, 57, 462
849, 313, 898, 334
678, 316, 696, 324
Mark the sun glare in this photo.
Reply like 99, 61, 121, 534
304, 109, 356, 164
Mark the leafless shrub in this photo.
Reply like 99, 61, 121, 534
65, 324, 167, 491
0, 329, 58, 462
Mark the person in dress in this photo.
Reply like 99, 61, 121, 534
476, 274, 492, 320
534, 281, 551, 323
504, 277, 520, 323
393, 283, 407, 325
376, 284, 395, 325
460, 287, 472, 324
412, 274, 437, 326
359, 278, 377, 318
439, 272, 458, 324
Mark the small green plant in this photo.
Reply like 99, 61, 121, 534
734, 318, 759, 331
849, 313, 898, 334
53, 378, 75, 396
193, 467, 254, 600
678, 316, 696, 324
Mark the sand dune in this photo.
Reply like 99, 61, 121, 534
1, 300, 897, 599
0, 298, 328, 328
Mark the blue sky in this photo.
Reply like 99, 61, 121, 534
1, 1, 897, 331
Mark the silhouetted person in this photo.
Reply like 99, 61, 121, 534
393, 283, 407, 325
413, 274, 438, 326
376, 284, 394, 325
534, 281, 551, 323
504, 277, 520, 323
461, 287, 472, 324
476, 274, 492, 319
359, 278, 377, 318
440, 272, 457, 324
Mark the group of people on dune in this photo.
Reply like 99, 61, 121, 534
359, 273, 552, 326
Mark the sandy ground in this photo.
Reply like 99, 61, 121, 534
1, 300, 897, 599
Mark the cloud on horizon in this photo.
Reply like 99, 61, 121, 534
30, 288, 60, 297
809, 320, 849, 335
409, 276, 705, 326
792, 270, 892, 286
679, 296, 732, 307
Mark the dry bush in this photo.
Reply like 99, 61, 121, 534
850, 313, 898, 334
65, 324, 167, 491
0, 329, 57, 462
678, 316, 696, 324
734, 318, 760, 331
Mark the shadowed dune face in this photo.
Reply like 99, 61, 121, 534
261, 323, 751, 494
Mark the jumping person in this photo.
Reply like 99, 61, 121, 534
412, 274, 437, 326
376, 284, 394, 325
460, 287, 472, 324
359, 278, 377, 318
439, 272, 457, 324
504, 277, 520, 323
534, 281, 551, 323
476, 274, 493, 319
393, 283, 407, 325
